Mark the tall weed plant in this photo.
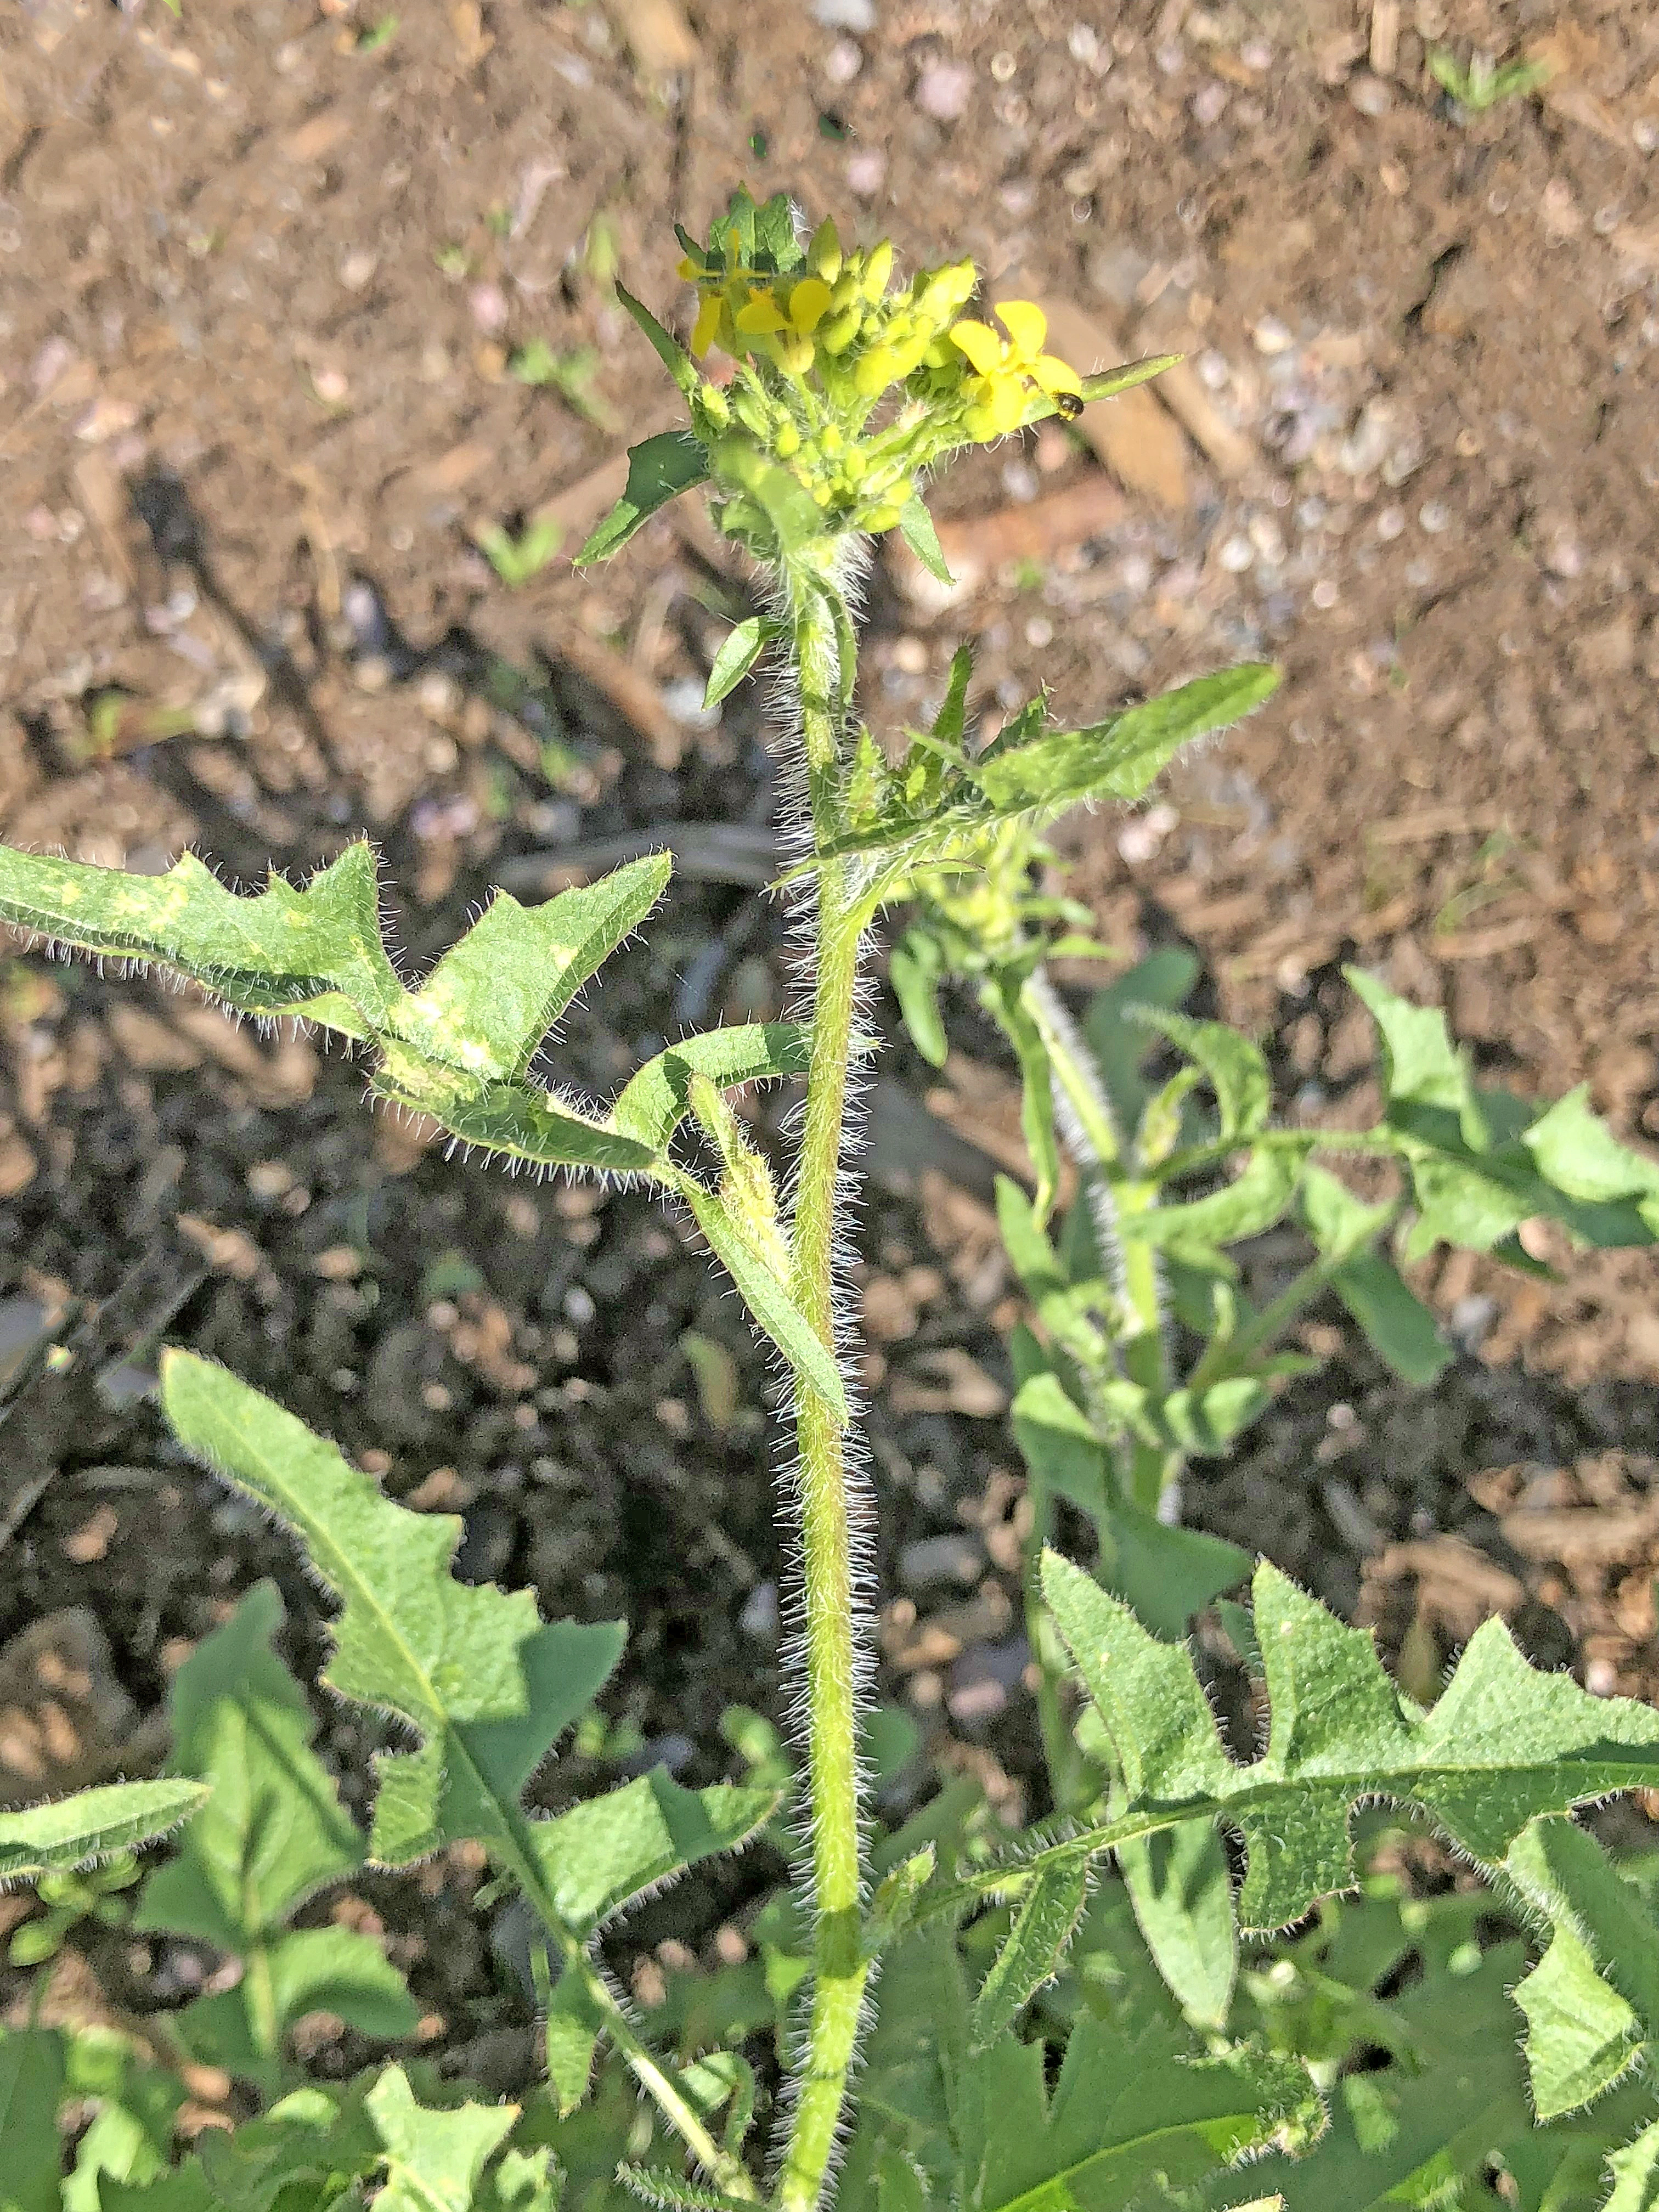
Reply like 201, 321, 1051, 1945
3, 191, 1659, 2211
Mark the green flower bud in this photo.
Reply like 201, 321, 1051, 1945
806, 218, 843, 285
853, 345, 897, 397
864, 501, 904, 532
817, 305, 863, 356
732, 389, 772, 439
917, 259, 977, 321
692, 384, 731, 433
862, 240, 894, 302
774, 420, 801, 458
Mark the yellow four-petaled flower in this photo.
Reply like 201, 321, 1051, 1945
949, 300, 1082, 437
734, 276, 834, 374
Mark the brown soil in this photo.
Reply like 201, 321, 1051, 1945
2, 0, 1657, 2091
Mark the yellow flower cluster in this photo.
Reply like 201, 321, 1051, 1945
680, 219, 976, 407
668, 195, 1089, 549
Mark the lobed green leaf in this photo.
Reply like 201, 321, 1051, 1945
368, 2067, 517, 2212
1347, 968, 1659, 1260
1127, 1007, 1271, 1145
1034, 1550, 1659, 1935
1505, 1816, 1659, 2120
611, 1024, 809, 1154
159, 1356, 780, 1965
954, 2012, 1312, 2211
526, 1771, 778, 1934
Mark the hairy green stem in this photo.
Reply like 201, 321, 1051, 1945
776, 550, 870, 2212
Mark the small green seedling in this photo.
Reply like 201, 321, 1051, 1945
508, 338, 619, 429
355, 13, 399, 54
1428, 44, 1553, 112
474, 514, 564, 588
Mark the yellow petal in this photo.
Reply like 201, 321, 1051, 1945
677, 256, 702, 282
950, 320, 1006, 375
1032, 353, 1083, 397
787, 276, 833, 334
736, 290, 788, 335
994, 298, 1048, 360
985, 374, 1028, 435
691, 295, 723, 358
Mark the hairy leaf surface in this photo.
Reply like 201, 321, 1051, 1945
0, 1779, 207, 1884
0, 842, 669, 1172
996, 1554, 1659, 1936
159, 1357, 778, 1932
576, 430, 709, 563
971, 666, 1280, 816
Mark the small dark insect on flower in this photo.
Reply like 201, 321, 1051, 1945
1054, 390, 1085, 419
